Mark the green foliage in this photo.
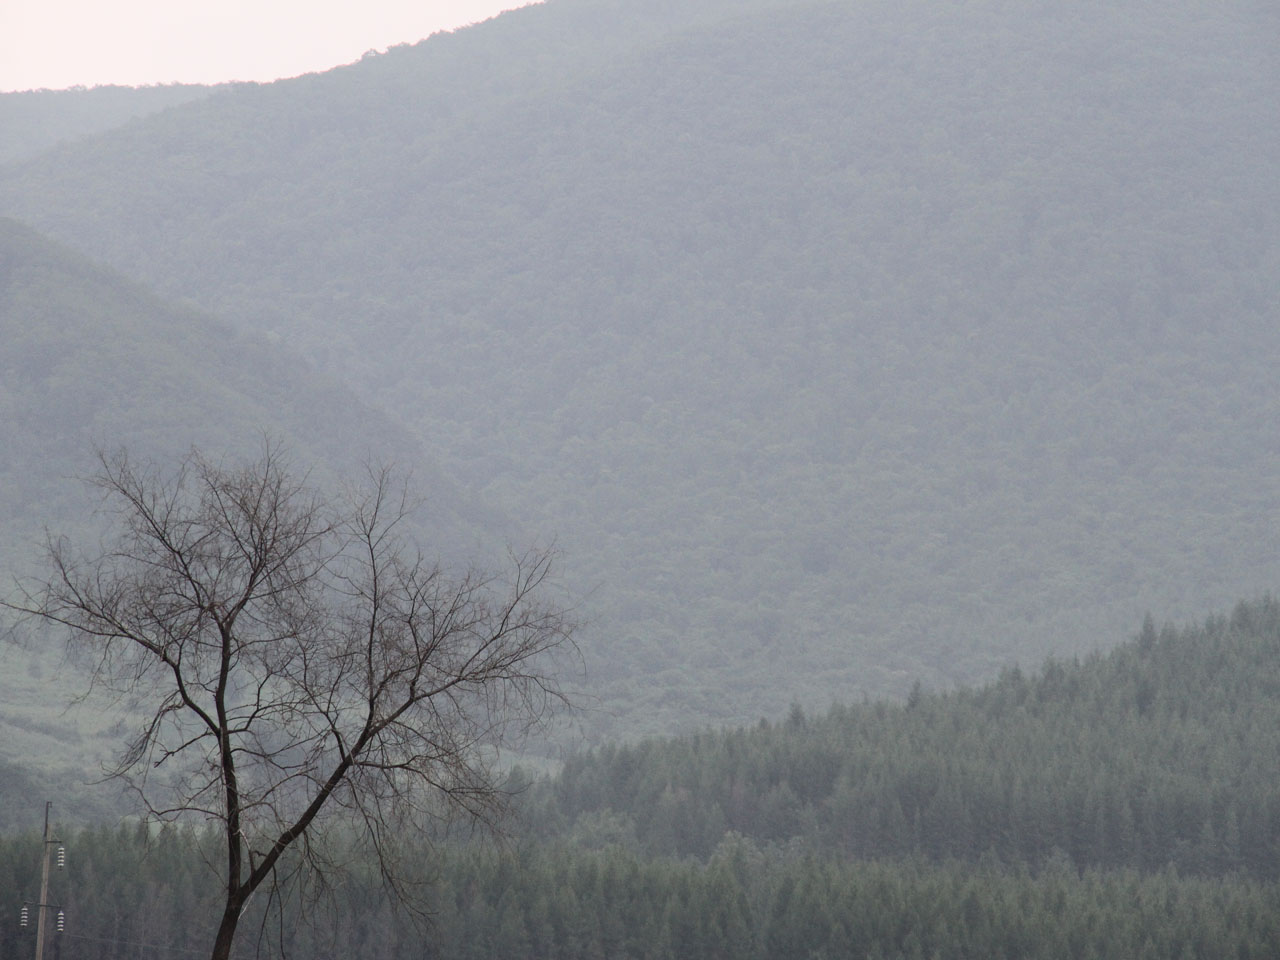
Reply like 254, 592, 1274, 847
531, 598, 1280, 878
4, 600, 1280, 957
2, 826, 1278, 960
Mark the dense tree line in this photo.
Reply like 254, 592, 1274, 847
530, 599, 1280, 877
3, 826, 1278, 960
6, 599, 1280, 956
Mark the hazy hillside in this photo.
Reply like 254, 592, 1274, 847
0, 217, 515, 812
2, 0, 1278, 737
534, 597, 1280, 878
0, 84, 220, 166
0, 217, 503, 558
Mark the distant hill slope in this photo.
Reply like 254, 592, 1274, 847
1, 0, 1278, 736
0, 217, 514, 816
0, 84, 221, 166
534, 597, 1280, 879
0, 217, 501, 562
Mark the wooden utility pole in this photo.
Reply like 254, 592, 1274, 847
34, 801, 56, 960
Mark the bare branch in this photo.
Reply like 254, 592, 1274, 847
1, 442, 576, 960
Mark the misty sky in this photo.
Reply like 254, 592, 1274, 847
0, 0, 537, 92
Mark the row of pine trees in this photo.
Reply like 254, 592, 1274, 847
3, 826, 1279, 960
6, 598, 1280, 958
531, 601, 1280, 877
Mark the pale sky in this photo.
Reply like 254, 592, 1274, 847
0, 0, 540, 92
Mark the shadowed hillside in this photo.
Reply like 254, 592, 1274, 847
0, 84, 221, 165
0, 218, 516, 815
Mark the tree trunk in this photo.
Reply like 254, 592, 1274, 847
210, 898, 242, 960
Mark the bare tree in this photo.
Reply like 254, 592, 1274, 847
3, 444, 574, 960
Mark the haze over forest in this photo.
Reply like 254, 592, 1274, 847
3, 0, 1280, 956
1, 5, 1279, 949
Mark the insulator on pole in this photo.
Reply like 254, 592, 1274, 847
19, 904, 28, 927
56, 846, 65, 869
56, 910, 65, 933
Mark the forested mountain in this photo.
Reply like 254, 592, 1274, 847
0, 217, 513, 813
532, 597, 1280, 879
2, 0, 1278, 737
0, 84, 219, 165
0, 217, 503, 571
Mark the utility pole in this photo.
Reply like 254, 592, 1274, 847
33, 801, 60, 960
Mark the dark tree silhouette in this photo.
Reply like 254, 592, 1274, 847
3, 444, 575, 960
